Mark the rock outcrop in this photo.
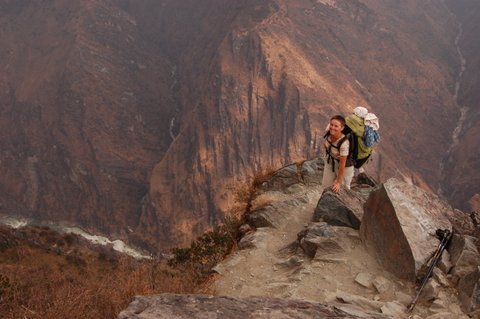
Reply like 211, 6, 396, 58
360, 178, 453, 281
119, 159, 480, 318
118, 294, 389, 319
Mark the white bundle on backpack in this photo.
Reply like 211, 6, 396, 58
365, 113, 379, 130
364, 113, 380, 147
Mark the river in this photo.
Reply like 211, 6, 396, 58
438, 21, 468, 197
0, 215, 151, 260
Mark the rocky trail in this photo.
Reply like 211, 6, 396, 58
210, 163, 468, 318
120, 160, 479, 319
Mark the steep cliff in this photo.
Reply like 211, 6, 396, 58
0, 0, 174, 242
0, 0, 477, 251
145, 0, 462, 249
442, 0, 480, 211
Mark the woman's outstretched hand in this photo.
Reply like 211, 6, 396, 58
332, 181, 341, 193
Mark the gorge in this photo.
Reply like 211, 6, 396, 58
0, 0, 479, 252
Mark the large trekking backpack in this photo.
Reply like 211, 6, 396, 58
345, 114, 374, 168
342, 124, 367, 169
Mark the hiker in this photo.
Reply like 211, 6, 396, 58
322, 115, 354, 192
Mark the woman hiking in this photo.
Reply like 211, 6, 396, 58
322, 115, 354, 193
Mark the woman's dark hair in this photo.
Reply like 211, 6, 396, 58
330, 115, 346, 126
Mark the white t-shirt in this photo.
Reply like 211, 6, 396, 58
324, 135, 349, 160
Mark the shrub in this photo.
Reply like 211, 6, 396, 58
169, 216, 242, 279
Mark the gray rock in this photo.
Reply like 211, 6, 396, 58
300, 158, 324, 185
238, 228, 268, 250
438, 249, 453, 274
238, 224, 252, 235
247, 197, 309, 229
355, 272, 375, 288
297, 222, 343, 258
432, 268, 451, 288
372, 276, 392, 294
258, 164, 301, 192
118, 294, 382, 319
246, 205, 275, 228
313, 189, 365, 229
304, 237, 344, 258
380, 301, 406, 317
394, 291, 413, 306
246, 204, 284, 228
360, 178, 453, 281
273, 256, 304, 270
297, 222, 336, 239
457, 266, 480, 313
449, 234, 480, 282
336, 291, 384, 311
334, 305, 393, 319
445, 208, 477, 237
421, 279, 441, 301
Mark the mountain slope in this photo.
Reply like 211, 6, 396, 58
0, 0, 478, 251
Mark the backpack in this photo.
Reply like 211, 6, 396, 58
345, 114, 375, 168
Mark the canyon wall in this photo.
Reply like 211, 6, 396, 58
0, 0, 476, 251
442, 0, 480, 211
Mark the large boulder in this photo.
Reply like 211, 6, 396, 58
359, 178, 453, 281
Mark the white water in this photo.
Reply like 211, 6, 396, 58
438, 22, 469, 197
169, 116, 176, 140
450, 23, 468, 150
0, 215, 151, 260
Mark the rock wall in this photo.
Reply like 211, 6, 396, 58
0, 0, 478, 251
442, 0, 480, 211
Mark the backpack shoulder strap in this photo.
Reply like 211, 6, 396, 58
326, 134, 348, 148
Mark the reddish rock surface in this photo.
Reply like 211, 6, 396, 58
0, 0, 478, 251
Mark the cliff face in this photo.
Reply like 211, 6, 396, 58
145, 0, 462, 248
0, 0, 175, 239
442, 0, 480, 211
0, 0, 477, 251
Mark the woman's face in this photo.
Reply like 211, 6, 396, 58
329, 119, 344, 137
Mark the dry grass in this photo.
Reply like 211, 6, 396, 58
0, 227, 203, 319
0, 168, 271, 319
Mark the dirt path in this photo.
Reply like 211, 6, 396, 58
211, 183, 421, 317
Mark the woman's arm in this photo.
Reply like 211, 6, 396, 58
332, 155, 347, 193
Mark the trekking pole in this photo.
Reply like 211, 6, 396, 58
407, 229, 452, 313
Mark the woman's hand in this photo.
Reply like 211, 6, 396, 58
333, 155, 347, 193
332, 180, 341, 193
